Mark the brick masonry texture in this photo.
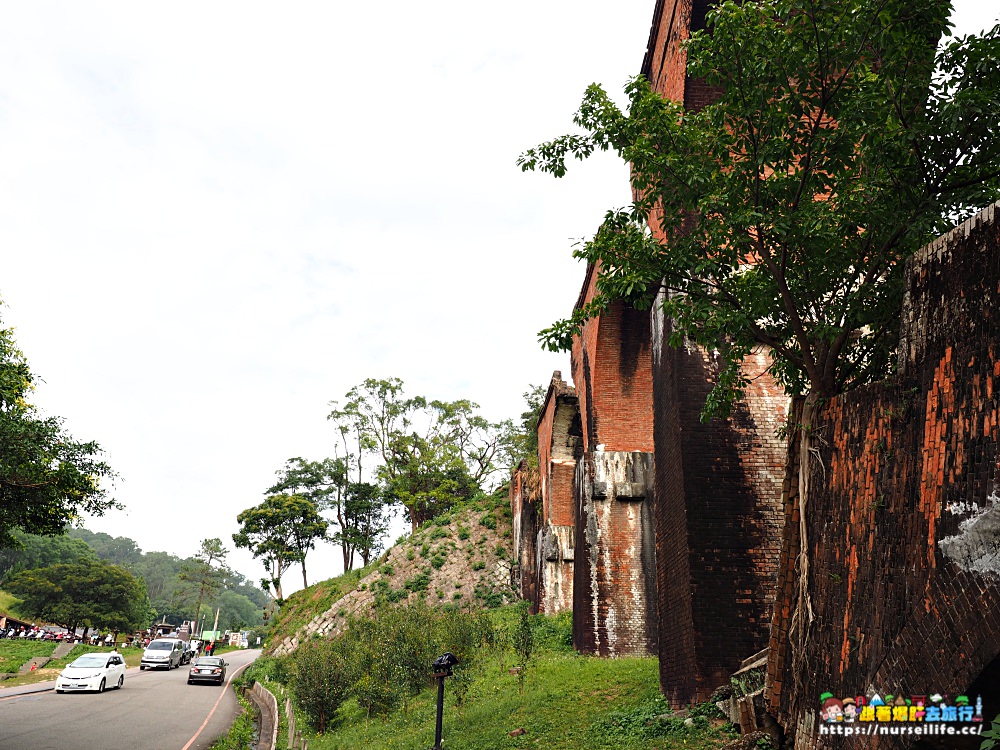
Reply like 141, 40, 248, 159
571, 264, 655, 455
652, 301, 789, 704
569, 266, 658, 654
642, 0, 789, 705
573, 451, 658, 656
765, 203, 1000, 749
529, 372, 581, 615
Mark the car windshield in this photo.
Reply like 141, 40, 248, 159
69, 655, 108, 668
194, 657, 223, 666
147, 641, 172, 650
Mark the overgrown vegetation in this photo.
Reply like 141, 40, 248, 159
521, 0, 1000, 413
241, 608, 731, 749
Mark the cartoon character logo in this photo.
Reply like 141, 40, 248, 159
842, 697, 857, 722
822, 696, 844, 723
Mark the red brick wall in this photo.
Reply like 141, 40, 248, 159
571, 264, 655, 454
532, 372, 580, 615
641, 0, 788, 704
766, 204, 1000, 748
652, 303, 788, 704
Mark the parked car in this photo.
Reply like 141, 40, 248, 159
140, 637, 186, 670
55, 653, 126, 693
187, 656, 228, 685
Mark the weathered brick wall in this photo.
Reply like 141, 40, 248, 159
766, 203, 1000, 749
566, 265, 658, 655
571, 264, 655, 454
652, 296, 789, 704
643, 2, 788, 703
532, 372, 580, 615
573, 450, 658, 656
509, 461, 540, 611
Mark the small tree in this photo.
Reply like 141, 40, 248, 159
292, 638, 352, 733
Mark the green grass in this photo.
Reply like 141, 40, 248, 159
268, 560, 382, 646
301, 653, 732, 750
0, 590, 22, 615
0, 640, 57, 673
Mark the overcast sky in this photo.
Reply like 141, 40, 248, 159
1, 1, 995, 596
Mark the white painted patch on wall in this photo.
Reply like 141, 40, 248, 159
939, 491, 1000, 578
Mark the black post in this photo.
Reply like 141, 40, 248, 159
433, 673, 446, 749
430, 652, 457, 750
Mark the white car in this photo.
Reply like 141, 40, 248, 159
55, 653, 126, 693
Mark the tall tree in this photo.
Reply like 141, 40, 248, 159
233, 494, 327, 598
269, 457, 360, 570
0, 317, 117, 547
342, 481, 391, 568
520, 0, 1000, 714
520, 0, 1000, 412
177, 538, 229, 635
331, 378, 511, 529
6, 559, 151, 633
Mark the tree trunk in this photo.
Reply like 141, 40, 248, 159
301, 559, 308, 589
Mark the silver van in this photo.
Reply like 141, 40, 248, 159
140, 638, 186, 670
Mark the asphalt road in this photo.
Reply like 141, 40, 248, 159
0, 648, 261, 750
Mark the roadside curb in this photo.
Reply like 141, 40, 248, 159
0, 681, 55, 699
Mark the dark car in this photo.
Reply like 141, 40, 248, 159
187, 656, 228, 685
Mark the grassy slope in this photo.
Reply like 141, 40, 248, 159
267, 493, 514, 653
251, 495, 736, 750
311, 653, 735, 750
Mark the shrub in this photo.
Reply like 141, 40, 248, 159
292, 639, 352, 733
457, 526, 470, 540
379, 564, 394, 577
431, 555, 447, 570
404, 571, 431, 593
353, 672, 402, 717
471, 560, 486, 571
480, 513, 496, 530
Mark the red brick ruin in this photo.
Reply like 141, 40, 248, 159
511, 1, 1000, 747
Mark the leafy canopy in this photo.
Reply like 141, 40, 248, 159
5, 558, 152, 633
0, 317, 117, 545
520, 0, 1000, 414
233, 493, 328, 599
330, 378, 516, 529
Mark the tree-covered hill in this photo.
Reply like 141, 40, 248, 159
0, 528, 268, 632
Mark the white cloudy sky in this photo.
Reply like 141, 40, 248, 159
1, 1, 995, 595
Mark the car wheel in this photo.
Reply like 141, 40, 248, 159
140, 665, 145, 671
55, 689, 63, 694
97, 679, 105, 694
187, 680, 193, 684
117, 675, 124, 689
